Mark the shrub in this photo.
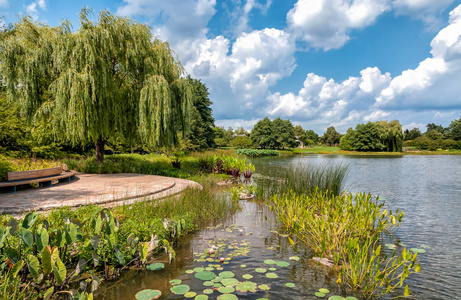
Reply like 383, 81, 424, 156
230, 136, 253, 148
440, 139, 457, 150
0, 156, 13, 182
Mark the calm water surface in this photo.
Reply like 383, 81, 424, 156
252, 154, 461, 300
97, 155, 461, 300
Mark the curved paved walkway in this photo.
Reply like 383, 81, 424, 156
0, 173, 200, 215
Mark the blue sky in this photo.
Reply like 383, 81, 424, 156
2, 0, 461, 134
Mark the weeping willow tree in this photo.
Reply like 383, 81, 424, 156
0, 8, 192, 163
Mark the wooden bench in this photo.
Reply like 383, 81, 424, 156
0, 165, 76, 193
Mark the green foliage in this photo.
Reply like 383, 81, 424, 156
446, 116, 461, 140
255, 163, 348, 198
339, 121, 403, 152
250, 117, 297, 149
322, 126, 341, 146
197, 154, 255, 176
230, 136, 253, 148
185, 77, 215, 149
267, 190, 420, 299
404, 127, 421, 141
1, 9, 192, 163
0, 155, 13, 181
236, 149, 279, 157
0, 179, 238, 298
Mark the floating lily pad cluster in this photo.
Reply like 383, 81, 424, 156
314, 288, 358, 300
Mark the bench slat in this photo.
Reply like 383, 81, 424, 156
0, 171, 76, 188
7, 167, 63, 181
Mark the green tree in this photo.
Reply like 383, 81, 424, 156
446, 116, 461, 140
293, 125, 305, 137
425, 130, 444, 140
250, 117, 273, 149
230, 136, 252, 148
339, 128, 354, 150
426, 123, 445, 134
305, 129, 319, 144
377, 120, 403, 152
272, 117, 297, 149
351, 122, 385, 151
1, 9, 192, 163
322, 126, 341, 146
404, 128, 421, 140
186, 76, 215, 149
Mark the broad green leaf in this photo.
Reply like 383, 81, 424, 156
91, 251, 99, 267
90, 235, 100, 250
27, 254, 41, 281
92, 216, 102, 233
11, 260, 25, 278
18, 228, 33, 248
42, 246, 52, 275
65, 223, 78, 244
7, 219, 19, 235
53, 256, 66, 285
0, 226, 9, 248
43, 286, 54, 300
75, 258, 86, 275
140, 242, 149, 264
114, 246, 125, 265
36, 226, 49, 252
22, 212, 37, 229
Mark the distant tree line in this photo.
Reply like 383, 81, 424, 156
404, 118, 461, 150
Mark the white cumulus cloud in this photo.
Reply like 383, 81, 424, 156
393, 0, 455, 28
287, 0, 390, 50
0, 0, 8, 8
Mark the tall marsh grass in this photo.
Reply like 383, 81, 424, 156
255, 163, 348, 198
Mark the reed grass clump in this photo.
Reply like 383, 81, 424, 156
267, 189, 420, 299
256, 163, 348, 198
236, 149, 279, 157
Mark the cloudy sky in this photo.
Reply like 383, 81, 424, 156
2, 0, 461, 134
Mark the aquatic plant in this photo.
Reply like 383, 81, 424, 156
267, 190, 420, 299
0, 180, 239, 298
255, 163, 348, 198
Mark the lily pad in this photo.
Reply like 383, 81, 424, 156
186, 270, 194, 274
420, 244, 430, 249
218, 286, 235, 294
242, 274, 253, 280
236, 281, 257, 293
195, 295, 208, 300
240, 264, 247, 268
203, 281, 214, 286
346, 297, 358, 300
255, 268, 267, 273
195, 271, 217, 281
329, 296, 345, 300
410, 248, 426, 253
135, 289, 162, 300
194, 267, 205, 273
289, 256, 300, 261
257, 298, 270, 300
221, 278, 239, 286
315, 292, 325, 298
275, 261, 290, 267
266, 272, 278, 279
258, 284, 270, 290
319, 288, 330, 294
171, 285, 190, 295
146, 263, 164, 271
203, 289, 213, 294
285, 283, 295, 288
268, 267, 277, 271
217, 295, 238, 300
185, 292, 197, 298
264, 259, 276, 265
169, 279, 182, 285
219, 271, 235, 278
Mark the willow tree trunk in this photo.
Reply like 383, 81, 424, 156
95, 138, 105, 164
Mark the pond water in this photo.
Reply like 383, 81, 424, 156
251, 154, 461, 300
96, 155, 461, 300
